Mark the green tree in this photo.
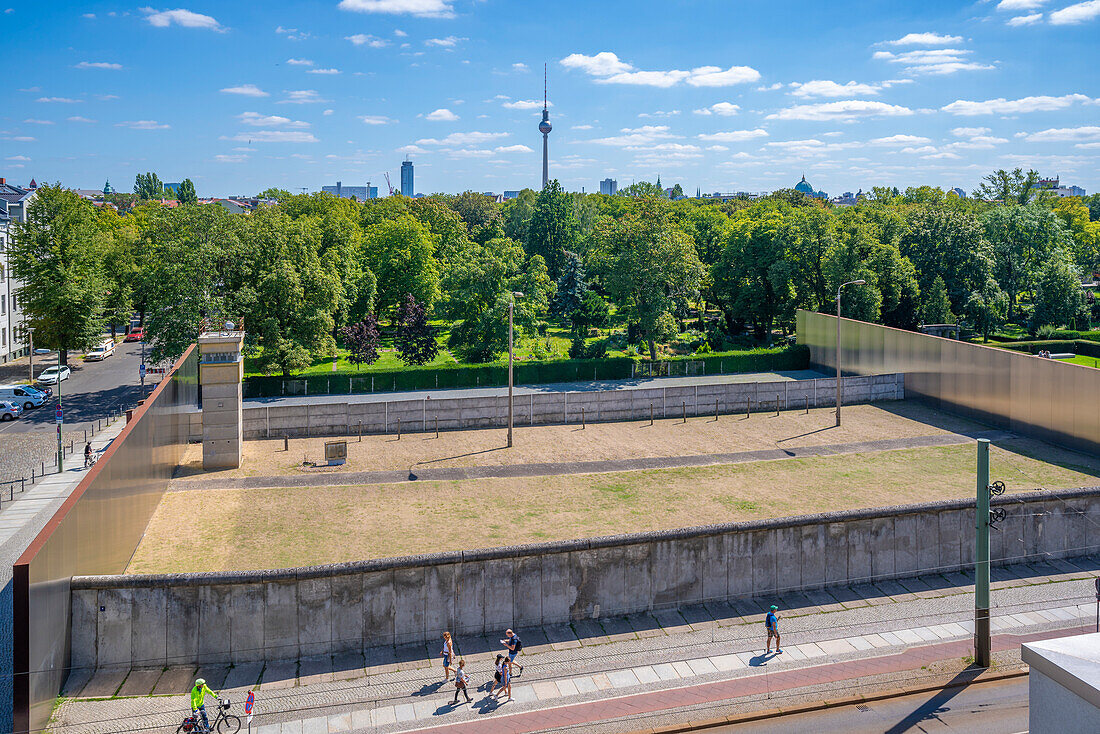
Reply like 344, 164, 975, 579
394, 293, 439, 365
526, 179, 579, 279
444, 191, 504, 245
964, 278, 1008, 342
550, 251, 588, 324
670, 183, 684, 199
922, 276, 955, 324
601, 198, 705, 359
1030, 251, 1087, 331
983, 204, 1071, 322
572, 290, 610, 333
620, 181, 663, 198
899, 205, 991, 314
9, 185, 108, 364
362, 214, 441, 319
974, 168, 1045, 205
176, 178, 198, 205
258, 187, 292, 200
133, 172, 164, 200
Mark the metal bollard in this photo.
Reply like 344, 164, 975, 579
21, 478, 25, 493
435, 415, 439, 439
397, 418, 401, 440
715, 398, 719, 421
775, 394, 780, 417
31, 469, 35, 484
805, 395, 810, 415
284, 435, 289, 451
650, 403, 654, 426
581, 408, 586, 429
358, 420, 362, 442
746, 398, 751, 419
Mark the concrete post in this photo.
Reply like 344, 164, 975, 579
198, 326, 245, 470
976, 438, 991, 668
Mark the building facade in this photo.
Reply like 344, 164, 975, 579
0, 178, 35, 363
400, 160, 414, 197
1038, 176, 1087, 198
600, 178, 618, 196
321, 182, 377, 200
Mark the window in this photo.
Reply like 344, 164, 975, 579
2, 329, 6, 348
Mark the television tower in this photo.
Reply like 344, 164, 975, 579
539, 63, 552, 189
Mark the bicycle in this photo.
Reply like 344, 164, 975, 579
177, 698, 240, 734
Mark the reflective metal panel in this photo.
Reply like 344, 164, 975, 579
13, 347, 198, 734
798, 310, 1100, 456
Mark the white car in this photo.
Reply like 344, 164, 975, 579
0, 385, 47, 410
84, 342, 115, 361
37, 365, 72, 385
0, 401, 21, 421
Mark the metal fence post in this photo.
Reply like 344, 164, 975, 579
682, 401, 686, 423
581, 408, 585, 429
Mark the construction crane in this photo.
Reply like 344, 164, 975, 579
384, 172, 394, 196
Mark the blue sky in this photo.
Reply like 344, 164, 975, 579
2, 0, 1099, 197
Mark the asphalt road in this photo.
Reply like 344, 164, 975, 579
712, 677, 1028, 734
0, 340, 155, 436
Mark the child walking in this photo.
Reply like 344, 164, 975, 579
452, 659, 471, 704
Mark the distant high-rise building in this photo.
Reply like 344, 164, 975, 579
321, 182, 377, 200
400, 159, 414, 197
539, 64, 552, 189
599, 178, 617, 196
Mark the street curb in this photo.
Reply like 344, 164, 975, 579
622, 666, 1029, 734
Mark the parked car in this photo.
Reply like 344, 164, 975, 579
124, 328, 144, 342
36, 365, 71, 385
33, 348, 51, 355
0, 384, 47, 410
27, 384, 51, 399
0, 401, 21, 421
83, 341, 115, 361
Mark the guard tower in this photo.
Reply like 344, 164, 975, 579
198, 319, 245, 470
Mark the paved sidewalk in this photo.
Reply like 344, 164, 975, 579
50, 557, 1100, 734
169, 429, 1012, 491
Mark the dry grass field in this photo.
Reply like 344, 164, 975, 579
130, 432, 1100, 574
175, 403, 984, 477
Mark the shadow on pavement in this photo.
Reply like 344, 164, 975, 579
883, 664, 985, 734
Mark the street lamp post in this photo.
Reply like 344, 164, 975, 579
27, 326, 35, 385
507, 291, 524, 448
835, 279, 866, 427
56, 350, 64, 471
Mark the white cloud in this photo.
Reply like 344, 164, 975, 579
97, 94, 119, 100
883, 32, 964, 45
870, 134, 932, 146
693, 102, 741, 116
1007, 12, 1043, 25
416, 131, 510, 145
224, 131, 319, 143
1022, 126, 1100, 142
308, 68, 341, 75
397, 144, 428, 154
560, 51, 759, 88
83, 12, 95, 18
214, 154, 249, 163
279, 90, 325, 104
873, 48, 994, 75
67, 116, 97, 123
360, 115, 394, 124
6, 155, 31, 161
75, 61, 122, 70
997, 0, 1046, 9
238, 112, 310, 128
502, 99, 550, 110
276, 26, 312, 41
1050, 0, 1100, 24
141, 7, 225, 31
394, 29, 407, 36
512, 62, 528, 72
337, 0, 455, 18
23, 119, 53, 125
588, 125, 677, 146
756, 82, 783, 91
789, 80, 881, 98
942, 94, 1093, 115
221, 84, 268, 97
346, 34, 389, 47
767, 100, 914, 121
425, 108, 459, 121
638, 110, 681, 118
696, 129, 769, 142
37, 97, 81, 103
3, 136, 35, 142
425, 35, 465, 47
494, 144, 533, 153
945, 135, 1008, 149
286, 58, 314, 66
951, 126, 991, 136
571, 124, 594, 130
115, 120, 170, 130
323, 109, 334, 116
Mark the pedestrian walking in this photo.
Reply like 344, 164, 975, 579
490, 654, 507, 699
500, 659, 513, 702
765, 604, 782, 654
501, 628, 524, 675
451, 659, 471, 704
441, 631, 456, 681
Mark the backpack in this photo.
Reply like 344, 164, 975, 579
512, 635, 523, 652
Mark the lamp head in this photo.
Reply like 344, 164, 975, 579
852, 279, 866, 285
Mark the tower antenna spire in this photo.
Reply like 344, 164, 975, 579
539, 62, 552, 189
544, 63, 547, 109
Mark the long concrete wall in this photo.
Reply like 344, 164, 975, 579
69, 487, 1100, 670
222, 374, 903, 440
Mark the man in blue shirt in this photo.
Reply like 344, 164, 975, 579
765, 605, 783, 655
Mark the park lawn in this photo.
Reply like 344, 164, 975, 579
1061, 355, 1100, 369
129, 437, 1100, 574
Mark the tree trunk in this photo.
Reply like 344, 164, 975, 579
59, 349, 68, 366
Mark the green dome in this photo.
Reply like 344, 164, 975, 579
794, 175, 814, 194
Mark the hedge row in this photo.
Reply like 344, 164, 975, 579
242, 345, 810, 398
993, 339, 1100, 357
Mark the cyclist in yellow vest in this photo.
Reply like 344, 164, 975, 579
191, 678, 218, 732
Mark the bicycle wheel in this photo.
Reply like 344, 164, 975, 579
218, 714, 241, 734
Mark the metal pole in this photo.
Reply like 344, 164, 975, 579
581, 407, 585, 429
435, 415, 439, 439
682, 401, 686, 423
140, 337, 146, 398
57, 352, 64, 471
835, 290, 842, 427
27, 328, 34, 384
715, 399, 719, 421
650, 403, 654, 426
508, 299, 514, 448
396, 418, 401, 440
976, 438, 991, 668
